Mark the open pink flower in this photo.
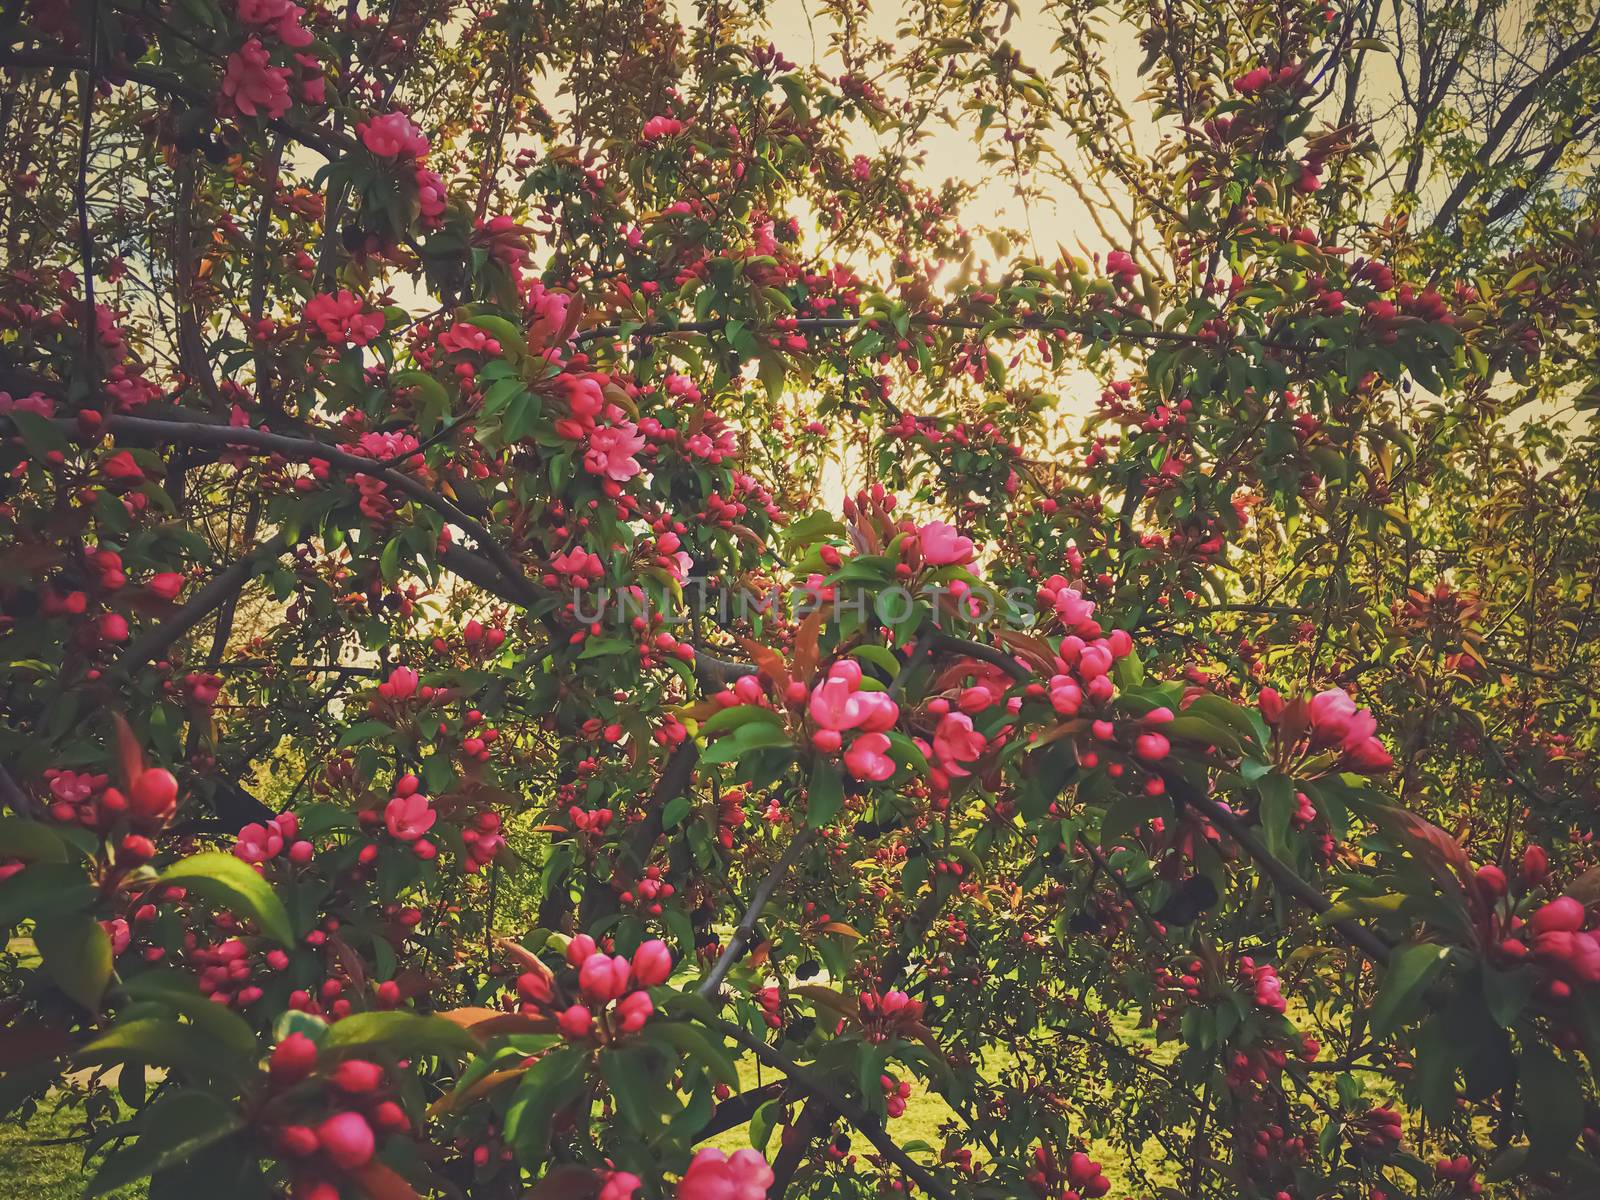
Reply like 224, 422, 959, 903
1307, 688, 1392, 773
918, 520, 975, 566
378, 665, 419, 702
584, 421, 646, 481
808, 661, 899, 734
220, 38, 292, 119
1105, 250, 1138, 280
384, 792, 436, 841
234, 821, 283, 863
642, 115, 685, 141
677, 1148, 773, 1200
359, 112, 429, 159
932, 712, 986, 777
237, 0, 313, 47
305, 290, 384, 346
844, 731, 896, 782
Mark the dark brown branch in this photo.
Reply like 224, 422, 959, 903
113, 532, 291, 679
0, 49, 355, 159
714, 1018, 956, 1200
1165, 772, 1393, 967
694, 1081, 785, 1143
698, 831, 814, 999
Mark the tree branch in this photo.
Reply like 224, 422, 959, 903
714, 1018, 956, 1200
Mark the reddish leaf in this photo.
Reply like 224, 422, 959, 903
346, 1160, 420, 1200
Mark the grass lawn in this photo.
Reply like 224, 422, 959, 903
0, 1101, 144, 1200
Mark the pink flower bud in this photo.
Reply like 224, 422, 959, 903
315, 1111, 375, 1169
631, 939, 673, 987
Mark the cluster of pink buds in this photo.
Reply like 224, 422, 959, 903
462, 619, 507, 654
193, 935, 278, 1008
1351, 1104, 1404, 1154
515, 935, 672, 1043
234, 811, 314, 866
1025, 1146, 1111, 1200
182, 670, 223, 707
42, 768, 111, 827
616, 865, 676, 915
880, 1072, 911, 1118
460, 810, 504, 873
266, 1033, 412, 1199
1435, 1154, 1482, 1196
1522, 896, 1600, 995
1239, 956, 1286, 1013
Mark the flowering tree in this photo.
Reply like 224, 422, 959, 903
1, 0, 1599, 1198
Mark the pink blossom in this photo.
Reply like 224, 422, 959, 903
632, 939, 673, 987
642, 115, 685, 141
844, 731, 896, 782
584, 421, 646, 481
384, 792, 436, 842
377, 665, 419, 701
359, 112, 429, 159
600, 1172, 643, 1200
234, 820, 284, 863
415, 167, 447, 224
918, 520, 975, 566
808, 662, 900, 734
305, 290, 385, 346
1105, 250, 1138, 281
1234, 66, 1274, 94
1308, 688, 1391, 774
0, 391, 54, 417
676, 1148, 774, 1200
579, 953, 632, 1002
932, 712, 986, 777
236, 0, 313, 47
220, 38, 292, 120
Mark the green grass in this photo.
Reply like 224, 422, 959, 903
702, 1006, 1183, 1191
0, 1101, 144, 1200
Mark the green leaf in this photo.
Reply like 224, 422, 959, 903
600, 1044, 664, 1135
780, 510, 848, 547
35, 912, 111, 1011
806, 758, 845, 829
1522, 1040, 1581, 1168
122, 971, 260, 1061
391, 370, 450, 422
649, 1021, 739, 1088
577, 637, 633, 660
699, 722, 792, 765
336, 719, 396, 747
757, 352, 786, 401
78, 1018, 227, 1079
7, 409, 70, 457
158, 852, 294, 946
321, 1011, 480, 1059
504, 1047, 587, 1164
699, 705, 785, 737
87, 1089, 244, 1197
0, 861, 94, 925
1370, 942, 1448, 1037
750, 1098, 780, 1153
0, 816, 68, 862
1258, 774, 1296, 859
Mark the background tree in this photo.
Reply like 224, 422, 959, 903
0, 1, 1598, 1198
